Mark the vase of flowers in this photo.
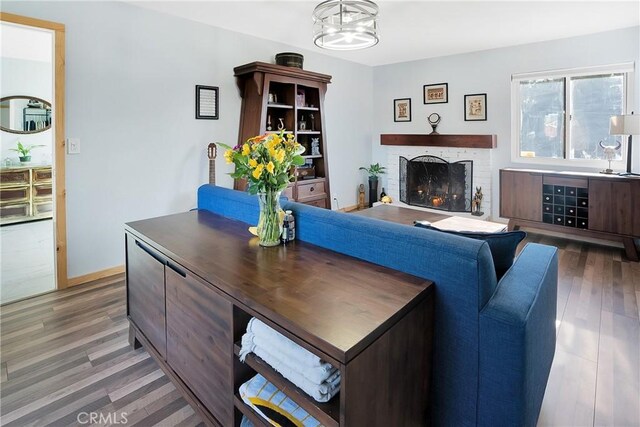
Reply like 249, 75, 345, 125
220, 132, 305, 247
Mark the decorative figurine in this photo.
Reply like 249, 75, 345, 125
598, 139, 622, 174
358, 184, 366, 210
277, 118, 285, 131
299, 115, 307, 131
428, 113, 441, 135
309, 113, 315, 131
268, 93, 277, 104
266, 115, 272, 131
472, 186, 484, 216
311, 138, 320, 156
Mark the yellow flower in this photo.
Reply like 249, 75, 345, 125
248, 158, 258, 168
266, 161, 275, 174
242, 144, 251, 156
268, 147, 277, 159
224, 149, 234, 164
252, 164, 264, 179
275, 149, 285, 163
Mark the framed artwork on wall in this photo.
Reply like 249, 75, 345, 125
394, 98, 412, 122
464, 93, 487, 121
423, 83, 448, 104
196, 85, 219, 119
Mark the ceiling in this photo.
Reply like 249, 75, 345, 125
129, 1, 640, 66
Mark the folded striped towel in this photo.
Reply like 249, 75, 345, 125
240, 374, 322, 427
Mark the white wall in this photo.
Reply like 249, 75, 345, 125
372, 26, 640, 220
1, 1, 373, 277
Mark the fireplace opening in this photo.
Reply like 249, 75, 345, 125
399, 155, 473, 212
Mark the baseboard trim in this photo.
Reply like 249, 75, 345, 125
338, 204, 360, 212
67, 265, 125, 288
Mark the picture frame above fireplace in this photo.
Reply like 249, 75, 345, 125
394, 98, 412, 122
464, 93, 487, 121
423, 83, 448, 104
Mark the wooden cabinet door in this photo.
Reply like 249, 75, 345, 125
500, 170, 543, 221
165, 266, 233, 425
589, 179, 636, 236
126, 235, 167, 358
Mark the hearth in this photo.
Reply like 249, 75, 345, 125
399, 155, 473, 212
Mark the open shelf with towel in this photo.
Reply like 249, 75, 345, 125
125, 210, 435, 427
233, 341, 340, 427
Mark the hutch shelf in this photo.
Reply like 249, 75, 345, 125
234, 62, 332, 208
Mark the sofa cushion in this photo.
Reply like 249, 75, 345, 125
414, 222, 526, 280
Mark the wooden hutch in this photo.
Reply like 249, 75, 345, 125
234, 62, 331, 208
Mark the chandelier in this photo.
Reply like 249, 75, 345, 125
312, 0, 379, 51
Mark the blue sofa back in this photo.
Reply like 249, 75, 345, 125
197, 185, 558, 426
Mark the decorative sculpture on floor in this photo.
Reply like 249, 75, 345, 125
358, 184, 366, 210
471, 186, 484, 216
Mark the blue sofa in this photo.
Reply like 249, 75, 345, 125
198, 184, 558, 427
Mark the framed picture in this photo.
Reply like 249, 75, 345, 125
464, 93, 487, 121
394, 98, 411, 122
423, 83, 448, 104
196, 85, 219, 119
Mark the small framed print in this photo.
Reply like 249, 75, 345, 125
464, 93, 487, 121
196, 85, 219, 119
394, 98, 411, 122
423, 83, 448, 104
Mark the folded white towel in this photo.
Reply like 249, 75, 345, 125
244, 318, 329, 369
242, 332, 336, 384
246, 338, 340, 403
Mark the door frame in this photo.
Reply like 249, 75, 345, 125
0, 12, 68, 289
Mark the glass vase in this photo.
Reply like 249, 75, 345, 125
257, 190, 284, 247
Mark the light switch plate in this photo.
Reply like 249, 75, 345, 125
67, 138, 80, 154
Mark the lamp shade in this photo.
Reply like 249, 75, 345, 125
610, 114, 640, 136
313, 0, 379, 51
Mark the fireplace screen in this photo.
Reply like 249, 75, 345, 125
399, 155, 473, 212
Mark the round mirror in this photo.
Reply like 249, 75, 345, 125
0, 96, 52, 134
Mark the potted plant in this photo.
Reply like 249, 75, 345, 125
9, 141, 44, 164
359, 163, 386, 207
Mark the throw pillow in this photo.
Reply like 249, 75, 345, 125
414, 222, 526, 280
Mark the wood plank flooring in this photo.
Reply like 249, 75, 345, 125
0, 233, 638, 426
0, 275, 202, 427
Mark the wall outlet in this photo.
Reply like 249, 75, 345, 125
67, 138, 80, 154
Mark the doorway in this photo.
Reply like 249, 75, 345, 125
0, 13, 66, 303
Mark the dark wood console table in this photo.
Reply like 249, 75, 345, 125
125, 210, 434, 426
500, 168, 640, 261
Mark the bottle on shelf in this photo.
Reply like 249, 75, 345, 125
380, 187, 387, 201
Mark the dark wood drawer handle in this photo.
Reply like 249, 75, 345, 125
167, 260, 186, 278
135, 240, 166, 265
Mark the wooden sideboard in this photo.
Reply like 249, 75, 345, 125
500, 168, 640, 261
125, 210, 434, 426
0, 164, 53, 225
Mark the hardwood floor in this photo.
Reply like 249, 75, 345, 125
0, 233, 638, 426
0, 275, 202, 427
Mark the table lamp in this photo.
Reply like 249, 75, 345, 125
610, 113, 640, 176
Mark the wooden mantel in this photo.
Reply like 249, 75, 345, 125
381, 134, 497, 149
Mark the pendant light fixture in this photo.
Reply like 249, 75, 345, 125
312, 0, 379, 51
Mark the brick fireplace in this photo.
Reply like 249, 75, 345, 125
385, 145, 493, 217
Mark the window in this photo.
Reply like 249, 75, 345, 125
512, 63, 633, 166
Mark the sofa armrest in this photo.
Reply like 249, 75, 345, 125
478, 243, 558, 427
